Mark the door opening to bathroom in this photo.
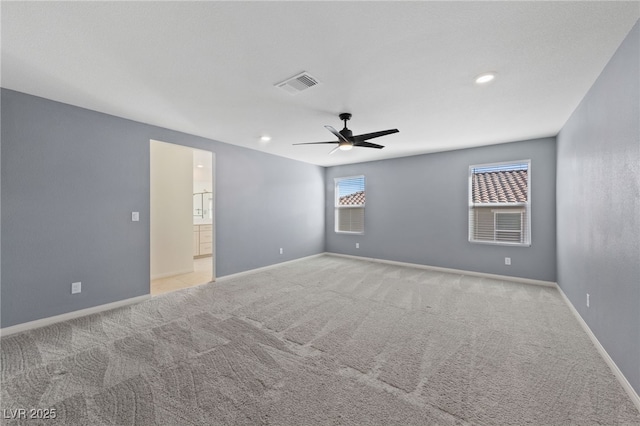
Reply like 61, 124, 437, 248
149, 140, 215, 295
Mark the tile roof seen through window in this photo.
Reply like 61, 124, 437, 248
339, 191, 365, 205
473, 170, 528, 203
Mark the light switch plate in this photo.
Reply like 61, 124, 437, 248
132, 212, 139, 222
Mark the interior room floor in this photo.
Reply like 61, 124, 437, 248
2, 255, 638, 425
150, 256, 213, 296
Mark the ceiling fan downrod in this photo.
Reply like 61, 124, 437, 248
339, 112, 352, 129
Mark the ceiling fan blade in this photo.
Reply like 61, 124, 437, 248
352, 129, 399, 142
325, 125, 350, 143
292, 141, 338, 145
354, 141, 385, 149
329, 146, 340, 155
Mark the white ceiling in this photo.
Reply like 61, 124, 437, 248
2, 2, 638, 167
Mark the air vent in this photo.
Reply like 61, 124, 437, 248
275, 72, 320, 94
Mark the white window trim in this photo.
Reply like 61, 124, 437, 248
468, 160, 531, 247
335, 175, 365, 235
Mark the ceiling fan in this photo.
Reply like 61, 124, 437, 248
293, 113, 399, 154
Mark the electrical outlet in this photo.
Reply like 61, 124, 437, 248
71, 282, 82, 294
279, 248, 283, 255
505, 257, 511, 265
587, 293, 590, 308
131, 212, 139, 222
356, 243, 359, 249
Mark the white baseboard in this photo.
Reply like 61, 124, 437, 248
0, 295, 151, 337
216, 253, 325, 282
326, 252, 556, 287
556, 286, 640, 413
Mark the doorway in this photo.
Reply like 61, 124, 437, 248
149, 140, 215, 295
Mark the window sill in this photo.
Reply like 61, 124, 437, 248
469, 239, 530, 247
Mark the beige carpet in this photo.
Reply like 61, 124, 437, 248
2, 255, 639, 425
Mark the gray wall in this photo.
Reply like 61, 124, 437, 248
325, 138, 557, 282
557, 21, 639, 394
1, 89, 325, 328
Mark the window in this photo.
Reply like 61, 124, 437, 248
469, 161, 530, 246
335, 176, 365, 233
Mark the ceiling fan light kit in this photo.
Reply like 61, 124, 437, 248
293, 113, 399, 155
338, 141, 353, 151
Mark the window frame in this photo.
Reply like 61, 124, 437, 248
335, 175, 365, 235
468, 160, 531, 247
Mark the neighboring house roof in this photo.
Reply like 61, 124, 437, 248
339, 191, 365, 205
473, 170, 528, 203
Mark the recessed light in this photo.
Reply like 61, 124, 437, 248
196, 164, 204, 168
475, 72, 496, 84
260, 135, 272, 142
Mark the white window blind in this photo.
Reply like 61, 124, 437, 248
469, 161, 530, 246
335, 176, 365, 233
